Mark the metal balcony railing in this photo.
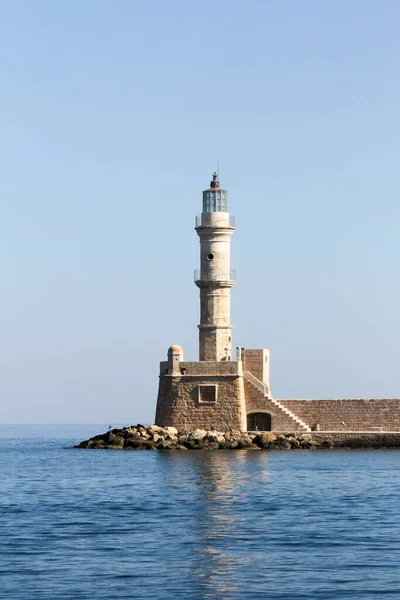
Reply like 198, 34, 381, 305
194, 269, 236, 282
195, 214, 235, 228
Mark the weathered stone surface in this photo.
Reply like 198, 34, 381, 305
107, 435, 124, 447
205, 431, 225, 443
165, 427, 178, 435
191, 429, 208, 441
124, 427, 138, 436
155, 363, 246, 432
319, 440, 334, 448
275, 438, 291, 449
286, 436, 300, 448
183, 439, 195, 449
87, 440, 105, 449
238, 436, 253, 449
148, 425, 162, 433
126, 438, 154, 450
75, 427, 400, 451
253, 433, 277, 448
279, 398, 400, 432
205, 442, 220, 450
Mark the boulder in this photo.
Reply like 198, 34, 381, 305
157, 442, 175, 450
205, 431, 225, 444
227, 441, 239, 449
125, 437, 155, 450
124, 427, 138, 436
205, 442, 220, 450
275, 438, 291, 450
300, 438, 319, 449
218, 441, 231, 449
238, 436, 253, 449
183, 439, 196, 449
190, 429, 207, 441
286, 436, 300, 448
107, 435, 124, 447
87, 440, 105, 449
165, 426, 178, 435
148, 425, 162, 433
319, 440, 334, 448
253, 433, 277, 448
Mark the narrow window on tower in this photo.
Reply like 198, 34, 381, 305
216, 191, 221, 211
211, 192, 216, 211
205, 192, 210, 212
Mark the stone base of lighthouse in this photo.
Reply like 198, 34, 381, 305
155, 346, 312, 432
155, 359, 247, 431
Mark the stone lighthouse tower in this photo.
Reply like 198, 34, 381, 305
195, 172, 235, 362
155, 172, 310, 433
151, 172, 393, 435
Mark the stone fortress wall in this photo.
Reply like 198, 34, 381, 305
154, 173, 399, 434
279, 398, 400, 432
155, 346, 400, 432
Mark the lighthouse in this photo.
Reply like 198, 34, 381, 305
195, 172, 235, 361
155, 172, 311, 433
152, 172, 390, 435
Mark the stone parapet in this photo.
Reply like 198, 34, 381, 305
159, 360, 242, 377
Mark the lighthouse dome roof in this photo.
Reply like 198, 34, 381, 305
168, 345, 183, 354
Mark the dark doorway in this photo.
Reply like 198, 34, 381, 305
247, 413, 271, 431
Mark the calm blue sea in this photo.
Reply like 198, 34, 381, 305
1, 425, 400, 600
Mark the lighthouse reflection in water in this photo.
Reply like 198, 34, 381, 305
1, 425, 399, 600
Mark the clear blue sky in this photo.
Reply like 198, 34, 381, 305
1, 0, 399, 424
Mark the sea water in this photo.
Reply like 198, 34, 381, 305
1, 424, 400, 600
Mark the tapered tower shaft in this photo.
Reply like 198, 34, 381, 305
195, 173, 235, 361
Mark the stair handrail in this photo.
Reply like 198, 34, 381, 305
244, 371, 267, 395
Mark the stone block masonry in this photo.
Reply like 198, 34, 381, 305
156, 350, 400, 433
243, 378, 310, 431
155, 372, 246, 432
279, 399, 400, 432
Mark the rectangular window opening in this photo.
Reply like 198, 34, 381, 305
198, 385, 217, 403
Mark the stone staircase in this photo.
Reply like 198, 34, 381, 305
244, 371, 311, 432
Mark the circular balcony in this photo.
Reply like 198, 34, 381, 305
194, 269, 236, 286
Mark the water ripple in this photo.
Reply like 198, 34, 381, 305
1, 426, 400, 599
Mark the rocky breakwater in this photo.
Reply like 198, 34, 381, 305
74, 426, 400, 450
75, 426, 304, 450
